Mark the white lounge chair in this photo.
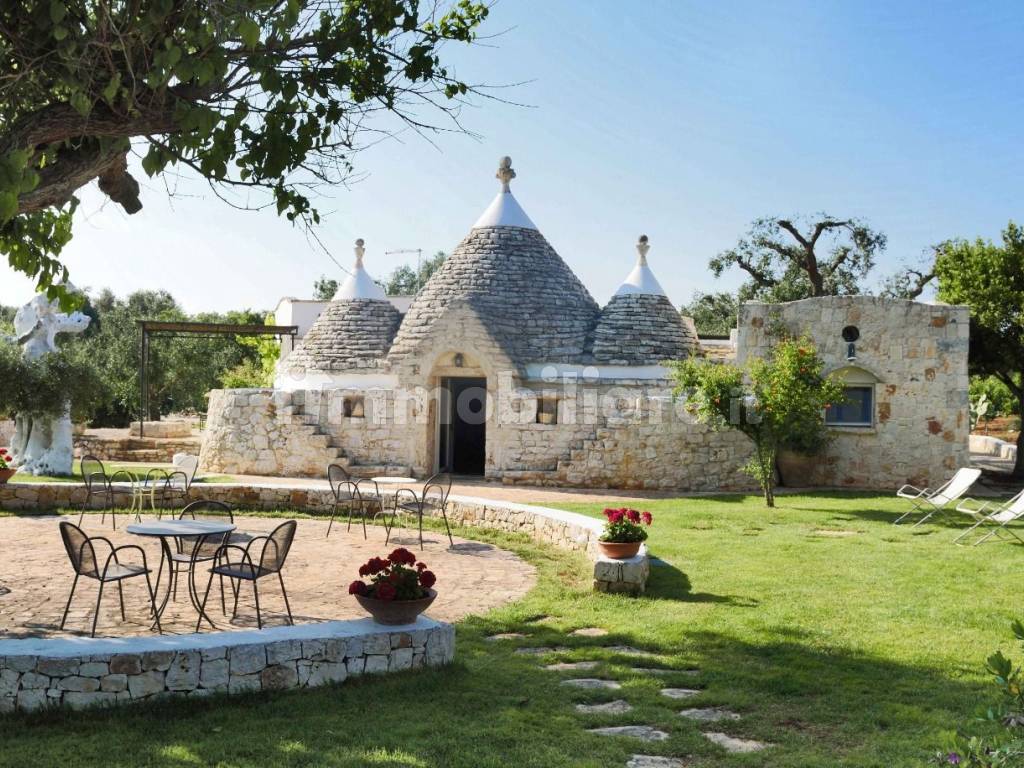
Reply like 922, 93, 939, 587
895, 467, 982, 527
953, 489, 1024, 545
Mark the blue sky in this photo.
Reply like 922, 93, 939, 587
2, 0, 1022, 313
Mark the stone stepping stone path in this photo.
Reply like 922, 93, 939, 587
605, 645, 655, 656
545, 661, 599, 672
627, 757, 688, 768
631, 667, 699, 677
679, 707, 740, 722
561, 678, 622, 690
514, 646, 570, 655
660, 688, 701, 700
575, 699, 632, 715
588, 725, 669, 742
485, 632, 528, 641
702, 732, 770, 753
570, 627, 609, 637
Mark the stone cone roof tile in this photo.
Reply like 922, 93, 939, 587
591, 293, 698, 365
282, 298, 401, 373
388, 225, 601, 367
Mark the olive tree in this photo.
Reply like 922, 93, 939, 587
0, 0, 490, 305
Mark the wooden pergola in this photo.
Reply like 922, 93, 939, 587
137, 320, 298, 438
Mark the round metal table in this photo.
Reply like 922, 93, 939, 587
127, 519, 236, 629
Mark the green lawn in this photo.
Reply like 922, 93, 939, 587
0, 492, 1015, 767
7, 463, 233, 484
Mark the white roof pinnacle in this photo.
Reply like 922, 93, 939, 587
332, 238, 387, 301
472, 156, 538, 230
613, 235, 668, 297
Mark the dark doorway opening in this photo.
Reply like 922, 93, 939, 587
438, 377, 487, 476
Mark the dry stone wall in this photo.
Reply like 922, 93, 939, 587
0, 619, 454, 713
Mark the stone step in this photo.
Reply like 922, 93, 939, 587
561, 678, 621, 690
679, 707, 739, 722
660, 688, 701, 699
588, 726, 668, 742
702, 732, 769, 753
627, 757, 688, 768
576, 699, 632, 715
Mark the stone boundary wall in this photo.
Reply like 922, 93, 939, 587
0, 618, 454, 713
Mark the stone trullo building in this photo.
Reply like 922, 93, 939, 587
200, 158, 970, 491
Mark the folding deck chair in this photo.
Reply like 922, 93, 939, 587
953, 489, 1024, 545
894, 467, 982, 527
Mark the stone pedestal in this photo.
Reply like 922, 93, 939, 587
593, 546, 650, 595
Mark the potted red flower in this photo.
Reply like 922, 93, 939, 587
349, 547, 437, 625
0, 448, 15, 485
598, 507, 653, 559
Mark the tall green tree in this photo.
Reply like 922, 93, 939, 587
312, 275, 339, 301
0, 1, 490, 305
384, 249, 446, 294
935, 223, 1024, 478
710, 215, 888, 302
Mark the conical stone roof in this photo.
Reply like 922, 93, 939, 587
591, 236, 698, 365
388, 158, 600, 368
282, 240, 401, 373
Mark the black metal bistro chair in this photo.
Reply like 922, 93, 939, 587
59, 521, 161, 637
78, 454, 113, 526
197, 520, 297, 631
389, 472, 455, 549
326, 464, 384, 539
171, 500, 237, 611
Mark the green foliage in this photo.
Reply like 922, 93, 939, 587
934, 621, 1024, 766
680, 291, 738, 336
74, 290, 269, 425
0, 1, 490, 306
384, 250, 446, 295
672, 337, 845, 506
0, 338, 103, 420
936, 222, 1024, 474
971, 376, 1019, 419
312, 275, 339, 301
219, 313, 279, 388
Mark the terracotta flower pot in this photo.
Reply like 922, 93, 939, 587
598, 541, 642, 559
0, 468, 15, 485
355, 588, 437, 626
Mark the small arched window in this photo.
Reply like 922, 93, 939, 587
826, 366, 879, 427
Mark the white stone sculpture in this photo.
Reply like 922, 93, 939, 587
7, 287, 91, 476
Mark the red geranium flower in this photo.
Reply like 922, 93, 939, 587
418, 570, 436, 589
388, 547, 417, 566
416, 561, 427, 572
641, 511, 653, 526
625, 508, 641, 523
348, 580, 367, 595
376, 582, 397, 601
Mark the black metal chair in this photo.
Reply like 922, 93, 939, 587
389, 472, 455, 549
197, 520, 297, 631
327, 464, 358, 538
78, 454, 113, 526
172, 500, 236, 611
59, 521, 161, 637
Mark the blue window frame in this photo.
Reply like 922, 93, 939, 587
826, 385, 874, 427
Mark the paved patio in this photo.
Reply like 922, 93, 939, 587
0, 514, 535, 639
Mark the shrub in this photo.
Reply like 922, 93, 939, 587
672, 336, 845, 507
600, 508, 653, 543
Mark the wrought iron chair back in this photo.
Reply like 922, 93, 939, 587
59, 521, 100, 577
179, 500, 235, 559
259, 520, 297, 574
327, 463, 350, 501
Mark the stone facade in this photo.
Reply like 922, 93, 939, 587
737, 297, 970, 489
0, 618, 454, 713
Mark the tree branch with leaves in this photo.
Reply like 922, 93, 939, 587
0, 0, 491, 305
